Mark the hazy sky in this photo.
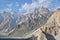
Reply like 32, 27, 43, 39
0, 0, 60, 14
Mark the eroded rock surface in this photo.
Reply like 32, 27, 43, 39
0, 7, 60, 40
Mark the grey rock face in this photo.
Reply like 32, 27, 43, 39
0, 7, 50, 37
9, 7, 50, 37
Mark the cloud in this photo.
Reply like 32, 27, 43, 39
34, 0, 47, 3
19, 3, 31, 13
0, 0, 60, 14
0, 8, 12, 13
1, 2, 20, 13
0, 3, 13, 13
22, 3, 30, 11
1, 8, 12, 13
19, 1, 37, 13
19, 0, 52, 13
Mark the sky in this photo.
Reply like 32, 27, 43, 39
0, 0, 60, 14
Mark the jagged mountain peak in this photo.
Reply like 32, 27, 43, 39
0, 7, 51, 37
8, 7, 50, 37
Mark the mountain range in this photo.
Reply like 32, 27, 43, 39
0, 7, 60, 40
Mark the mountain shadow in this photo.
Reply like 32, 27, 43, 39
42, 31, 56, 40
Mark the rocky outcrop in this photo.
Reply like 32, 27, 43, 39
40, 9, 60, 36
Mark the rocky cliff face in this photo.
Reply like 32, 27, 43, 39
8, 7, 49, 37
11, 8, 60, 40
41, 9, 60, 35
39, 9, 60, 40
0, 7, 50, 36
0, 12, 18, 32
1, 7, 60, 40
22, 8, 60, 40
